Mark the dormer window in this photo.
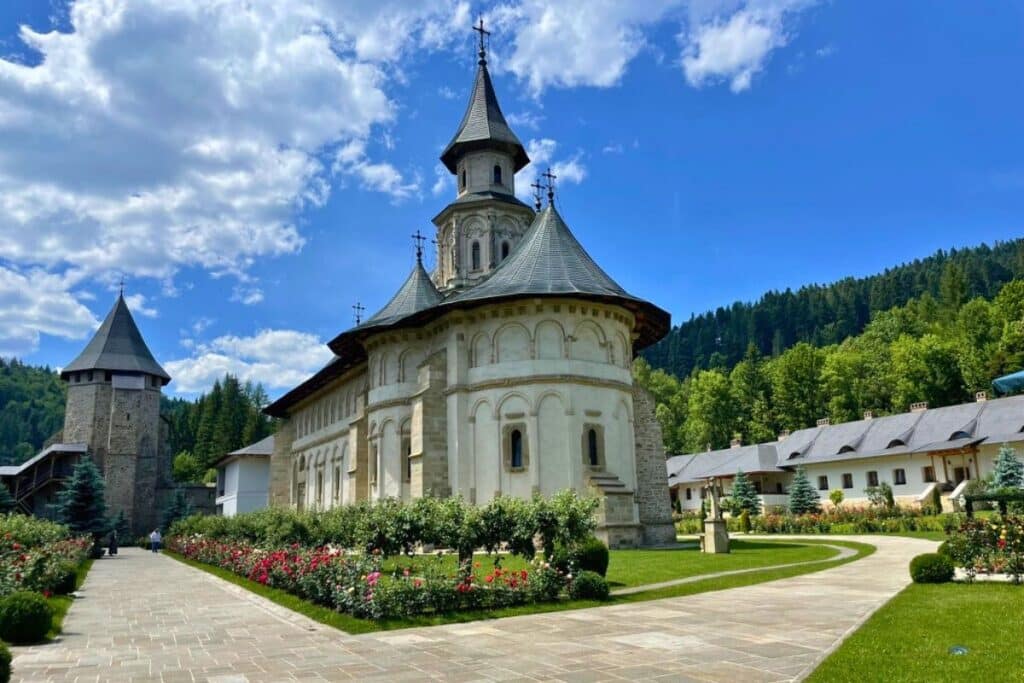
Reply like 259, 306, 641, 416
493, 164, 502, 185
887, 439, 905, 449
949, 430, 971, 440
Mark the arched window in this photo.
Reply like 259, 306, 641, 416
501, 241, 510, 260
460, 170, 466, 190
471, 241, 481, 270
510, 429, 523, 469
493, 164, 502, 185
588, 428, 599, 467
316, 471, 323, 505
333, 466, 341, 502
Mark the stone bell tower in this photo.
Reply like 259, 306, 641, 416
432, 19, 536, 292
60, 293, 171, 535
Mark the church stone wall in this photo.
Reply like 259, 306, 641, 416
632, 385, 677, 545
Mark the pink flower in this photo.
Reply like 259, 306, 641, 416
366, 571, 382, 587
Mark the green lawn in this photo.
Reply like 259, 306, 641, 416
46, 558, 93, 640
167, 539, 871, 635
383, 539, 837, 588
809, 583, 1024, 682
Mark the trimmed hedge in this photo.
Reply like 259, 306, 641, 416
569, 571, 609, 600
0, 640, 9, 683
575, 537, 610, 577
0, 591, 53, 644
909, 553, 954, 584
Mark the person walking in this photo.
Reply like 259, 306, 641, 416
109, 529, 118, 556
149, 529, 162, 553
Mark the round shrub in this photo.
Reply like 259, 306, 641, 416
569, 570, 609, 601
0, 591, 53, 644
574, 537, 609, 577
549, 544, 571, 573
0, 640, 9, 683
936, 540, 951, 558
909, 553, 954, 584
51, 562, 78, 595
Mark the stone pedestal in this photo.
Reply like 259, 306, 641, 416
703, 519, 730, 554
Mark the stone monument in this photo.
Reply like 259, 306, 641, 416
702, 479, 730, 554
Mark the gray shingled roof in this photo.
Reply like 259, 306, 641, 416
229, 434, 274, 457
361, 260, 443, 329
440, 59, 528, 173
668, 394, 1024, 483
61, 295, 170, 383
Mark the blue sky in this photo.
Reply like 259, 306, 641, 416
0, 1, 1021, 397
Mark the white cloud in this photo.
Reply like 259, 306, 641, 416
680, 1, 813, 92
815, 43, 836, 58
431, 163, 453, 196
165, 328, 333, 394
333, 140, 420, 201
0, 0, 465, 351
0, 266, 99, 356
437, 86, 459, 100
517, 138, 587, 203
602, 143, 624, 154
123, 293, 157, 318
507, 111, 544, 130
230, 285, 265, 307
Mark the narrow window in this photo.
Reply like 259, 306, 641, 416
471, 241, 481, 270
501, 241, 510, 260
893, 468, 907, 486
510, 429, 523, 468
493, 164, 502, 185
316, 472, 323, 505
842, 473, 853, 489
333, 467, 341, 502
922, 466, 936, 483
775, 481, 784, 494
587, 428, 599, 467
817, 475, 829, 491
404, 437, 412, 483
753, 480, 763, 494
369, 444, 378, 485
460, 170, 466, 190
685, 487, 692, 501
867, 470, 879, 487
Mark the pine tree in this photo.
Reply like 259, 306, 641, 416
113, 509, 132, 540
0, 482, 16, 513
788, 466, 820, 515
54, 457, 110, 541
161, 488, 192, 531
991, 444, 1024, 490
730, 469, 762, 516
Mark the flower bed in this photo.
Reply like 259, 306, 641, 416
167, 536, 572, 619
0, 515, 91, 598
946, 515, 1024, 582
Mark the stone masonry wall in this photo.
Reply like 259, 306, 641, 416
632, 385, 677, 545
411, 351, 450, 498
268, 418, 295, 507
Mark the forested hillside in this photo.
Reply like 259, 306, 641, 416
636, 279, 1024, 455
0, 360, 66, 464
642, 240, 1024, 378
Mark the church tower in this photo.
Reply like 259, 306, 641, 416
433, 20, 535, 292
60, 293, 171, 534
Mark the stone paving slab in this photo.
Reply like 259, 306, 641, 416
11, 536, 936, 682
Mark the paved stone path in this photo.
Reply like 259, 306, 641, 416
12, 535, 936, 682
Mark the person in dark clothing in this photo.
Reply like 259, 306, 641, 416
109, 530, 118, 556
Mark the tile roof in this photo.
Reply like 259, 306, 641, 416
360, 260, 443, 330
440, 59, 528, 173
61, 295, 170, 383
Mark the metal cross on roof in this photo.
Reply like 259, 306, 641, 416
411, 230, 427, 262
353, 301, 366, 325
542, 168, 557, 204
530, 180, 544, 211
118, 274, 126, 297
473, 17, 490, 63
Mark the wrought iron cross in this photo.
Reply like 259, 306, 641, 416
473, 17, 490, 62
118, 275, 126, 297
530, 180, 544, 211
411, 229, 427, 262
542, 168, 557, 204
353, 301, 366, 325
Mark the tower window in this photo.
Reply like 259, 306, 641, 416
587, 428, 599, 467
510, 429, 523, 469
493, 164, 502, 185
501, 241, 510, 260
471, 241, 481, 270
460, 170, 466, 190
583, 424, 604, 469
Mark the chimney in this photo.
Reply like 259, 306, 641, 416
975, 391, 988, 402
777, 429, 790, 441
910, 401, 928, 413
730, 434, 742, 449
863, 410, 874, 420
817, 417, 831, 427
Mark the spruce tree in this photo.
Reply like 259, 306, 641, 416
730, 470, 762, 516
161, 488, 192, 531
54, 457, 110, 541
113, 509, 132, 540
992, 444, 1024, 490
788, 466, 820, 515
0, 482, 16, 513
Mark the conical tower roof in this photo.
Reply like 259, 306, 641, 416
61, 295, 170, 384
440, 58, 528, 173
360, 259, 443, 330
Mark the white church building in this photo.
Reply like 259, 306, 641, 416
260, 26, 676, 547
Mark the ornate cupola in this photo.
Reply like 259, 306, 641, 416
432, 19, 536, 293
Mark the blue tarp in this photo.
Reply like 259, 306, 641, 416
993, 370, 1024, 395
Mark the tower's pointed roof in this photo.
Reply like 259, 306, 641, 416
440, 58, 529, 173
360, 260, 443, 330
447, 204, 670, 348
61, 295, 170, 384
